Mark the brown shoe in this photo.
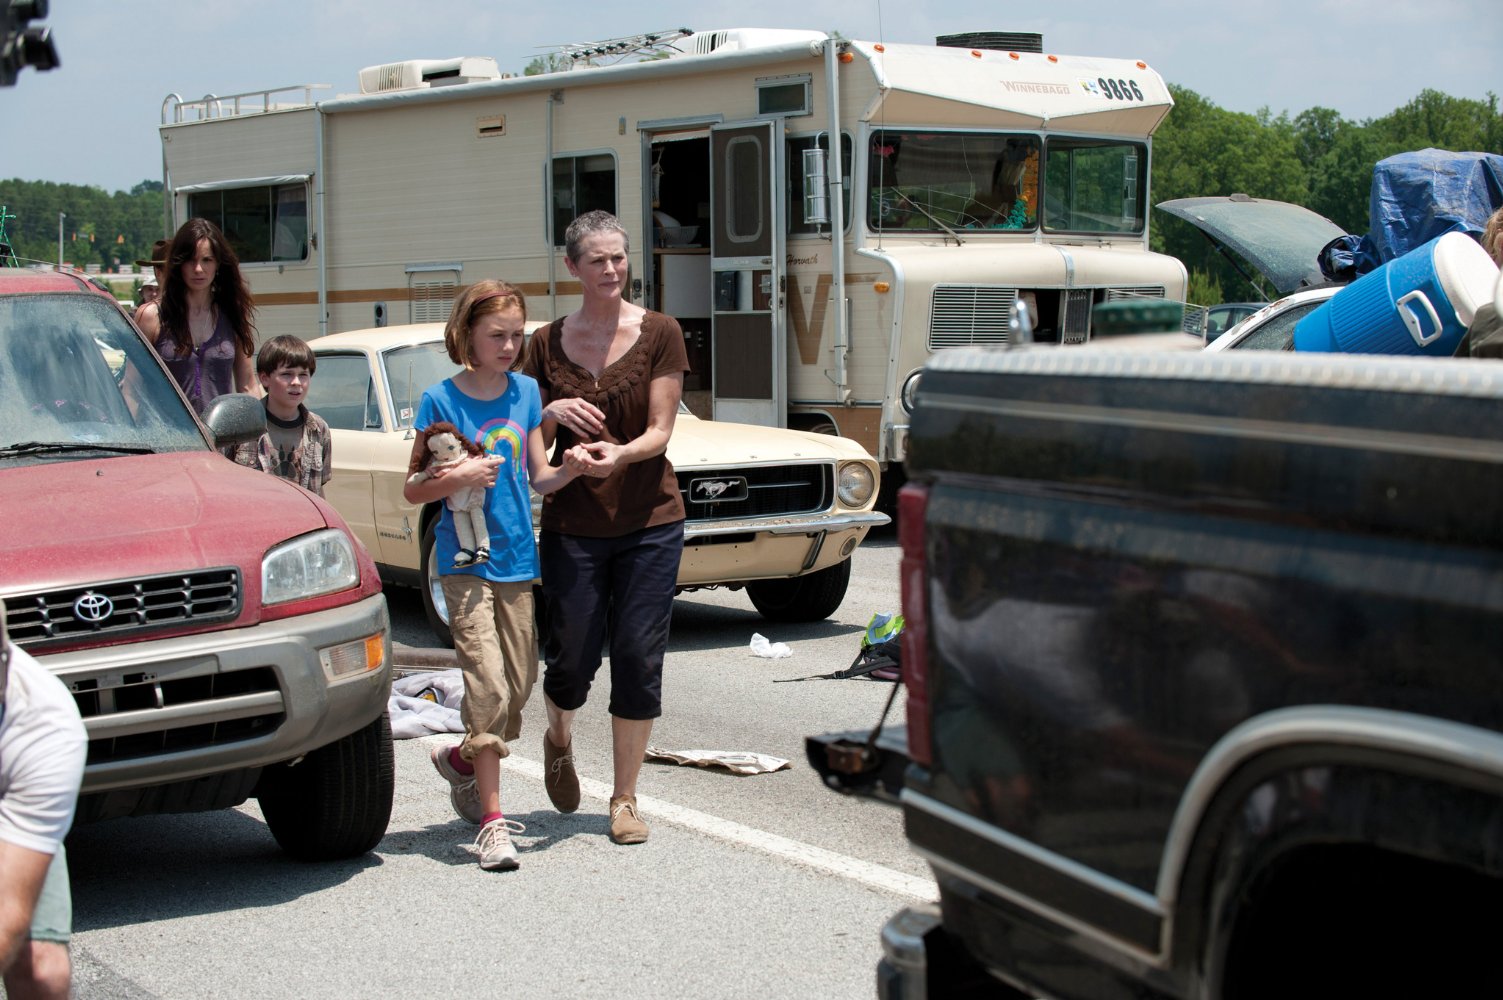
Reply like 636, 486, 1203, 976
609, 794, 649, 844
543, 731, 580, 813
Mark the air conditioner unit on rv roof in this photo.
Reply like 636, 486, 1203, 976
358, 56, 501, 94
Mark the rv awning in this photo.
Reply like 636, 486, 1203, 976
172, 174, 311, 193
854, 41, 1174, 136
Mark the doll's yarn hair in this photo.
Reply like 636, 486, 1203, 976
409, 421, 485, 476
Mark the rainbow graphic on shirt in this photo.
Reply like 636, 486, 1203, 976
477, 417, 526, 478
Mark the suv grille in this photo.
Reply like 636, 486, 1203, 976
679, 464, 831, 521
74, 666, 284, 766
5, 568, 241, 651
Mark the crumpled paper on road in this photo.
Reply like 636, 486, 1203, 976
644, 746, 790, 775
389, 669, 466, 739
749, 632, 792, 658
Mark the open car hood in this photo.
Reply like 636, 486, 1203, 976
1156, 195, 1349, 294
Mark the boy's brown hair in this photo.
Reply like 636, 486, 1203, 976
256, 335, 317, 377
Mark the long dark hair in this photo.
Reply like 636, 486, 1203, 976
158, 218, 257, 359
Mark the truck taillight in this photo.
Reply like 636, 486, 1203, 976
897, 482, 932, 768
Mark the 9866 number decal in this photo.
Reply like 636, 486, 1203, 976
1080, 77, 1145, 101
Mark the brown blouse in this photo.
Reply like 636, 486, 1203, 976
523, 311, 689, 536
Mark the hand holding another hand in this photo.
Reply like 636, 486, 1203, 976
562, 441, 619, 478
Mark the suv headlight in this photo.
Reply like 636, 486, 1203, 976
263, 529, 359, 604
836, 462, 876, 507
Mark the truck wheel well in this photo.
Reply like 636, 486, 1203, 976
1217, 844, 1503, 998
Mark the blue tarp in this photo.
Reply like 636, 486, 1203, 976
1355, 148, 1503, 273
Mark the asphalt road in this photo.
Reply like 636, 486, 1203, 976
63, 525, 932, 1000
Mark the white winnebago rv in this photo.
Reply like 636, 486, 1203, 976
158, 28, 1185, 466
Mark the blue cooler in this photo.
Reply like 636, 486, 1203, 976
1294, 232, 1499, 356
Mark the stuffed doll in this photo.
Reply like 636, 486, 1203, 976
406, 421, 491, 566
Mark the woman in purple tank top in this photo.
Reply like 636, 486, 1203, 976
137, 218, 257, 414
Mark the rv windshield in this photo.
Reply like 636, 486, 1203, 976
868, 130, 1147, 236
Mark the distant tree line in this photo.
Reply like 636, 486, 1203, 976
1153, 86, 1503, 304
0, 178, 165, 275
3, 86, 1499, 304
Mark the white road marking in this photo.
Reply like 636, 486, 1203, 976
481, 747, 935, 902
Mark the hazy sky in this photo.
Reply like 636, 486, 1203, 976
4, 0, 1499, 193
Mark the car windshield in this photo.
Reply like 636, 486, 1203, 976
381, 342, 463, 430
0, 293, 205, 462
867, 130, 1146, 235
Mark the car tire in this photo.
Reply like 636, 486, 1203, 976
746, 558, 852, 622
420, 519, 455, 648
257, 712, 395, 861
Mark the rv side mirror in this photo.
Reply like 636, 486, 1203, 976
803, 148, 830, 226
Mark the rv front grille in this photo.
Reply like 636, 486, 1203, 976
929, 285, 1017, 349
678, 463, 832, 521
5, 569, 241, 652
1062, 289, 1094, 343
1105, 285, 1168, 301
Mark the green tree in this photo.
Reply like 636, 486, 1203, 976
1151, 86, 1311, 301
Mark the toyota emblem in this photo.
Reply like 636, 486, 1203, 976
74, 592, 114, 623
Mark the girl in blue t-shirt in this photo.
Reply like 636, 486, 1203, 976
403, 279, 580, 872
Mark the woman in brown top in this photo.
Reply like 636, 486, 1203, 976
523, 210, 689, 845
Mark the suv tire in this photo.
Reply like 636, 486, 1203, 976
258, 712, 395, 861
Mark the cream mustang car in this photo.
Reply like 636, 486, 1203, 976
309, 325, 889, 645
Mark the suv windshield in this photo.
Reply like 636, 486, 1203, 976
0, 293, 205, 460
868, 130, 1146, 236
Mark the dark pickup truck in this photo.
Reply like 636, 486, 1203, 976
815, 344, 1503, 998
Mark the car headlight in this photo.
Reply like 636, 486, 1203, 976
836, 462, 876, 507
900, 369, 922, 414
263, 529, 360, 604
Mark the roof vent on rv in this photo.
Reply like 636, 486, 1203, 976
936, 31, 1044, 53
357, 56, 501, 95
669, 28, 827, 57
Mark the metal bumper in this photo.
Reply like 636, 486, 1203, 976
683, 508, 891, 540
40, 593, 392, 793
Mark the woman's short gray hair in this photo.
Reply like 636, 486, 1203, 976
564, 210, 630, 262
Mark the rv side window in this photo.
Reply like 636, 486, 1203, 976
186, 182, 309, 264
1041, 138, 1147, 235
550, 154, 617, 246
787, 133, 852, 236
756, 75, 811, 117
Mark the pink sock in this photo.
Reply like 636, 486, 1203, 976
449, 746, 475, 776
481, 811, 505, 826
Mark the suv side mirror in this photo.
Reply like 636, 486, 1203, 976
202, 392, 266, 448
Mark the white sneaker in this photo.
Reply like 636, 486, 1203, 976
475, 818, 526, 871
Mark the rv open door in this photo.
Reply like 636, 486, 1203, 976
709, 120, 786, 427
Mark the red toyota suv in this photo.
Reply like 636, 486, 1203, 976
0, 268, 394, 860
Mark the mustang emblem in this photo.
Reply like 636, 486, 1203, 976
689, 477, 748, 504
